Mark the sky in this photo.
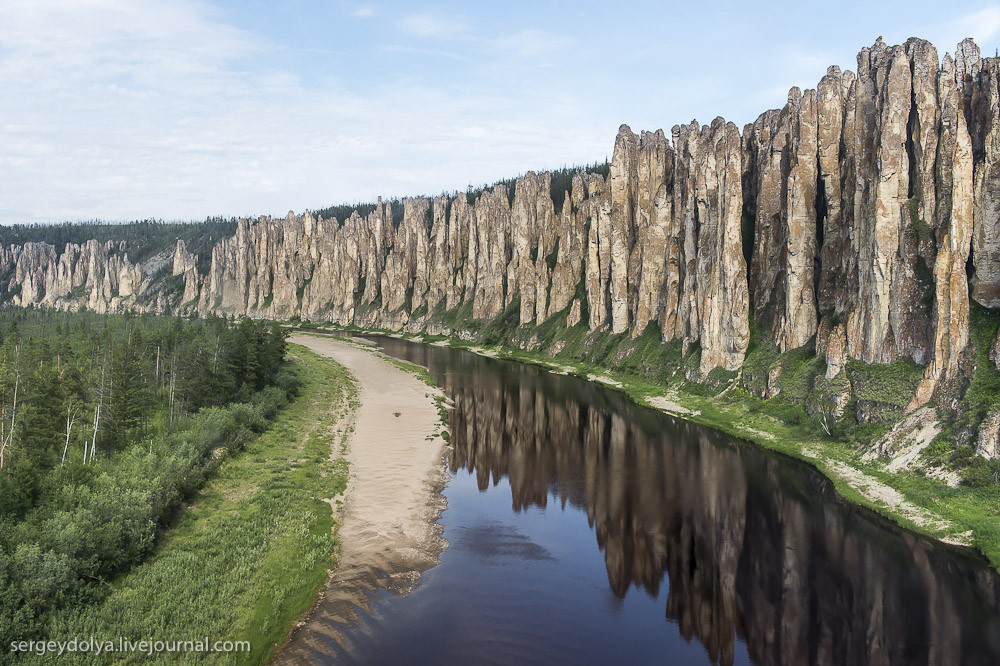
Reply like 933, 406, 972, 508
1, 0, 999, 224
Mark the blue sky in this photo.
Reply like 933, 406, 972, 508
1, 0, 998, 224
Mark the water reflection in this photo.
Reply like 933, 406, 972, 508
376, 336, 1000, 666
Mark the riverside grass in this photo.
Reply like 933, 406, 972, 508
300, 317, 1000, 574
40, 345, 355, 665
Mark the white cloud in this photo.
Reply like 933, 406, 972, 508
751, 45, 841, 110
492, 29, 573, 58
0, 0, 607, 223
945, 6, 1000, 48
398, 13, 468, 39
383, 44, 469, 61
351, 5, 376, 18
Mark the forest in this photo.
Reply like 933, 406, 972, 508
0, 309, 294, 652
0, 218, 238, 271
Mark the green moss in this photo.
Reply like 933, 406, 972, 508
574, 274, 589, 324
707, 366, 738, 387
353, 276, 367, 306
807, 368, 852, 418
742, 341, 780, 397
479, 296, 522, 347
738, 330, 824, 405
384, 356, 437, 388
774, 347, 824, 402
741, 205, 754, 267
962, 302, 1000, 432
572, 323, 685, 386
295, 269, 314, 308
435, 300, 474, 331
847, 357, 925, 422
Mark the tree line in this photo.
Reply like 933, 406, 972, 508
0, 218, 238, 270
0, 309, 295, 652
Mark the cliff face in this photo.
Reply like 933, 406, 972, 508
3, 38, 999, 421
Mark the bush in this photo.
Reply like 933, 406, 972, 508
847, 357, 924, 423
275, 368, 303, 397
253, 386, 289, 422
0, 382, 296, 649
960, 459, 1000, 487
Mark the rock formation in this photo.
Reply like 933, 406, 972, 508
2, 37, 999, 434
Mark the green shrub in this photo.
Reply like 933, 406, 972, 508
846, 357, 924, 422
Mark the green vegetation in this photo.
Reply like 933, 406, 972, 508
549, 162, 610, 214
466, 177, 518, 207
384, 356, 436, 388
37, 344, 353, 665
908, 198, 937, 307
908, 197, 935, 246
846, 357, 925, 423
0, 310, 293, 659
312, 161, 612, 228
960, 302, 1000, 433
312, 202, 379, 224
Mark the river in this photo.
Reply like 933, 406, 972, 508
293, 335, 1000, 665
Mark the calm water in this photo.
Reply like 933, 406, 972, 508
309, 336, 1000, 665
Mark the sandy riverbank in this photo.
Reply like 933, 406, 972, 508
277, 335, 449, 662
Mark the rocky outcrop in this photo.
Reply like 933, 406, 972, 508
912, 51, 975, 407
968, 42, 1000, 308
547, 175, 588, 317
743, 87, 818, 350
3, 37, 999, 430
977, 406, 1000, 459
816, 66, 855, 319
172, 240, 200, 305
0, 239, 164, 314
507, 172, 557, 324
687, 119, 750, 374
605, 120, 749, 374
824, 323, 847, 380
585, 175, 612, 330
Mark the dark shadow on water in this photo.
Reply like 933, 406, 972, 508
452, 521, 557, 567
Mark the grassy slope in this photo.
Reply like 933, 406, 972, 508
311, 311, 1000, 572
45, 345, 355, 665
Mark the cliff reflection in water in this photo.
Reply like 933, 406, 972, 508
373, 337, 1000, 666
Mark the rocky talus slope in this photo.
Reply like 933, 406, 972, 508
6, 37, 1000, 457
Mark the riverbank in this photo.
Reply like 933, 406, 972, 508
38, 346, 354, 665
301, 325, 1000, 573
277, 335, 450, 662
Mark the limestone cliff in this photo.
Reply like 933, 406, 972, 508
4, 37, 1000, 445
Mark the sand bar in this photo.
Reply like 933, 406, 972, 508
277, 335, 449, 662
